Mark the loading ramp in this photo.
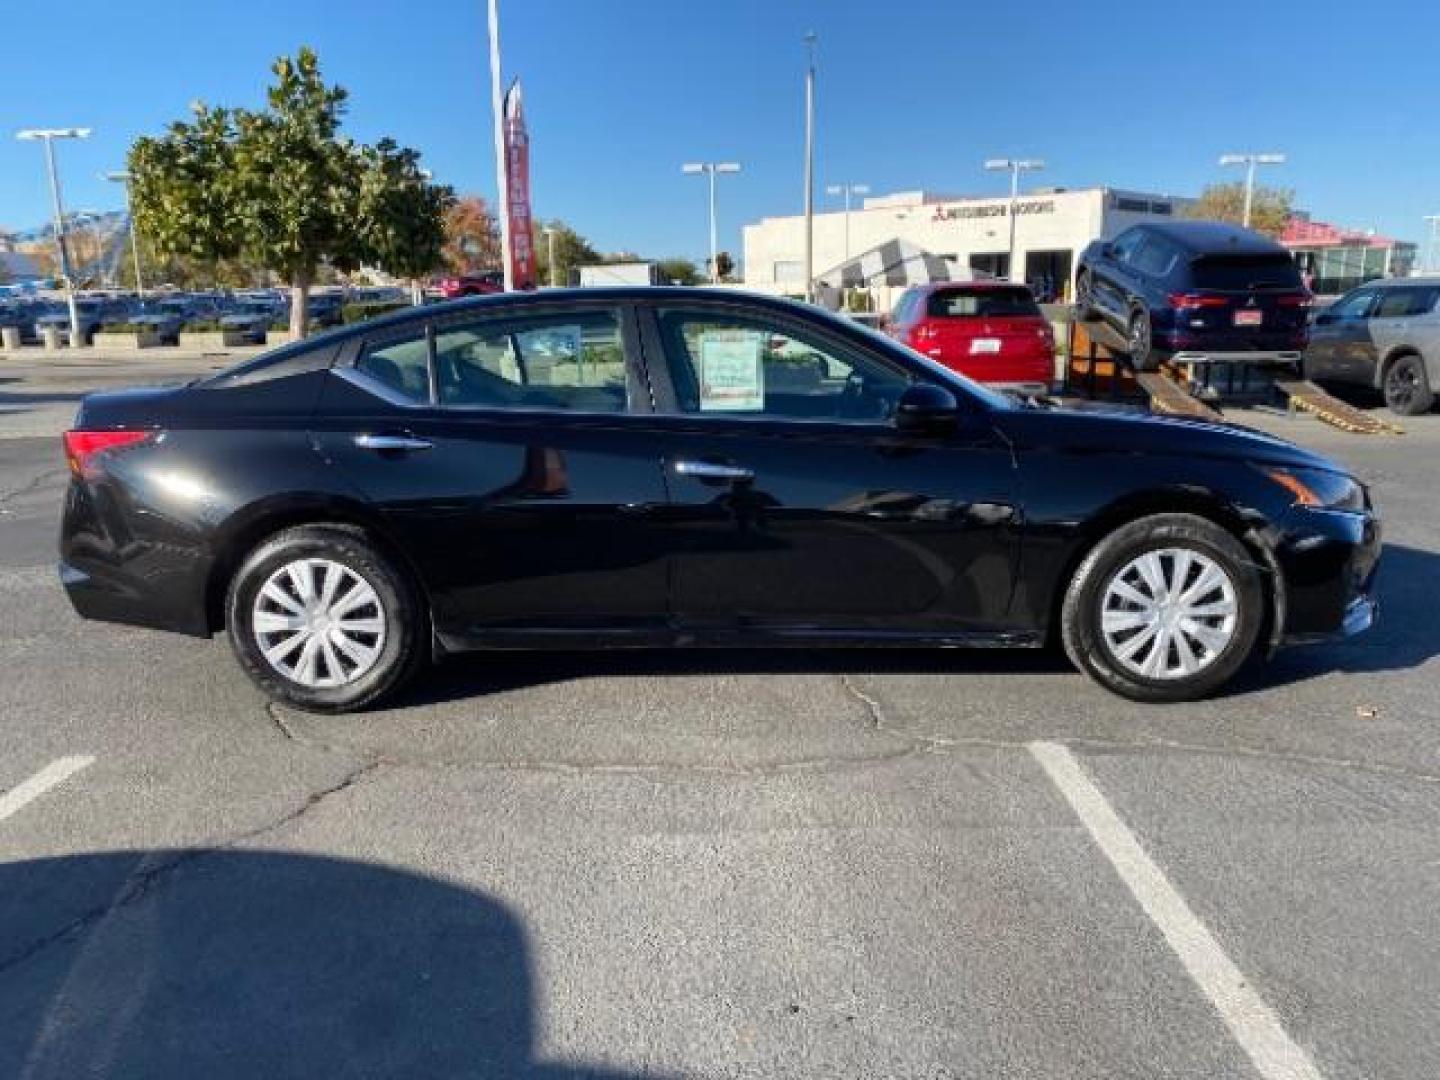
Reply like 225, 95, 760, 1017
1063, 315, 1402, 434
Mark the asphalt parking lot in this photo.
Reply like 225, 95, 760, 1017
2, 354, 1439, 1078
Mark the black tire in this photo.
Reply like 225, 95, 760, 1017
226, 524, 426, 713
1382, 353, 1434, 416
1127, 307, 1158, 371
1060, 513, 1264, 703
1075, 272, 1098, 321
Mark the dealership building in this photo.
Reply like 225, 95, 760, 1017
741, 186, 1193, 308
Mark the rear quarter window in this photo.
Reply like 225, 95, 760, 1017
926, 288, 1040, 318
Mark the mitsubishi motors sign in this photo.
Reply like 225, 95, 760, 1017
503, 79, 536, 290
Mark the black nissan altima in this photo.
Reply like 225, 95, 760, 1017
59, 288, 1380, 712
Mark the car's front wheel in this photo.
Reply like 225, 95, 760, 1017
1061, 514, 1264, 703
226, 524, 426, 713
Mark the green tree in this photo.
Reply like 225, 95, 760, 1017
129, 47, 451, 336
1183, 182, 1294, 238
655, 257, 701, 285
533, 219, 600, 287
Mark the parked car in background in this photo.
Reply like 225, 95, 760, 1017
1304, 277, 1440, 416
1076, 222, 1311, 370
221, 300, 283, 344
887, 282, 1054, 394
35, 300, 111, 345
60, 288, 1378, 712
307, 293, 344, 328
436, 272, 504, 299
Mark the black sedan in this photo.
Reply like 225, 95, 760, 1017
59, 288, 1379, 712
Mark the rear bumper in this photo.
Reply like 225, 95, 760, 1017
1170, 349, 1302, 366
60, 559, 212, 637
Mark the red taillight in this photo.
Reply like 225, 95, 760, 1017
1167, 293, 1230, 310
62, 430, 151, 476
1276, 293, 1314, 308
911, 322, 939, 343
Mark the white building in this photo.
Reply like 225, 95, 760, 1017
742, 187, 1193, 310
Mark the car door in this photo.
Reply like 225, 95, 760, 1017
1093, 230, 1145, 326
1309, 287, 1379, 384
310, 302, 674, 647
636, 299, 1023, 640
1368, 286, 1439, 385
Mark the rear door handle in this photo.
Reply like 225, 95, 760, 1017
355, 433, 433, 452
674, 460, 754, 482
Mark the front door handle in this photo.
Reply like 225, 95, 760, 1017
355, 433, 433, 453
674, 460, 754, 482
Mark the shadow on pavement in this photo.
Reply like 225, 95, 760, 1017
0, 850, 655, 1079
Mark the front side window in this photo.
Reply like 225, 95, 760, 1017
1374, 286, 1439, 319
1131, 238, 1178, 278
1328, 288, 1378, 323
434, 310, 627, 412
1110, 230, 1145, 264
656, 309, 912, 423
356, 332, 432, 402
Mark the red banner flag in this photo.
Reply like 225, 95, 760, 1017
503, 79, 535, 290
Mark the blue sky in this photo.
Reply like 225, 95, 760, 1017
3, 0, 1437, 262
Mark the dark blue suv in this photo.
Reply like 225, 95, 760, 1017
1076, 221, 1310, 370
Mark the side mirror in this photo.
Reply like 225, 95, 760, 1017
1100, 242, 1115, 259
895, 383, 960, 434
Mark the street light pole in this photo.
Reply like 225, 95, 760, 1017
1425, 215, 1440, 275
682, 162, 741, 283
17, 127, 91, 346
1218, 152, 1286, 228
803, 32, 817, 303
104, 171, 144, 298
983, 157, 1045, 283
543, 226, 557, 287
486, 0, 514, 291
825, 182, 870, 263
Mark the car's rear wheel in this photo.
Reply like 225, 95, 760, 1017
1075, 272, 1097, 321
1382, 354, 1434, 416
226, 525, 425, 713
1061, 514, 1264, 703
1127, 307, 1157, 371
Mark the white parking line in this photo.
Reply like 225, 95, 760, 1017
1028, 741, 1323, 1080
0, 756, 94, 824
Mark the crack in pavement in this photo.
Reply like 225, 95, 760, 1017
0, 466, 66, 507
0, 756, 382, 979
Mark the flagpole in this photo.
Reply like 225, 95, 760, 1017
487, 0, 514, 291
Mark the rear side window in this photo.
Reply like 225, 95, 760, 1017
926, 287, 1040, 319
434, 310, 628, 412
1374, 286, 1439, 319
357, 333, 432, 403
1131, 238, 1178, 278
1188, 255, 1303, 291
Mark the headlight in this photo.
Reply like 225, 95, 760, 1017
1261, 466, 1365, 512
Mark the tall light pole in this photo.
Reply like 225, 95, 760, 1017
1219, 152, 1286, 228
17, 127, 91, 345
1423, 215, 1440, 275
486, 0, 514, 291
543, 225, 558, 287
103, 171, 144, 298
983, 157, 1044, 283
802, 31, 817, 303
825, 182, 870, 262
682, 162, 741, 283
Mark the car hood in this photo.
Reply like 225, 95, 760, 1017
994, 402, 1347, 474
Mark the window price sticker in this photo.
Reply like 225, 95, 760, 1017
698, 332, 764, 411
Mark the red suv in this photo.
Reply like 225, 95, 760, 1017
435, 271, 504, 299
888, 282, 1055, 393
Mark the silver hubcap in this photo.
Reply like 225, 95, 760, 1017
252, 558, 387, 689
1100, 547, 1238, 681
